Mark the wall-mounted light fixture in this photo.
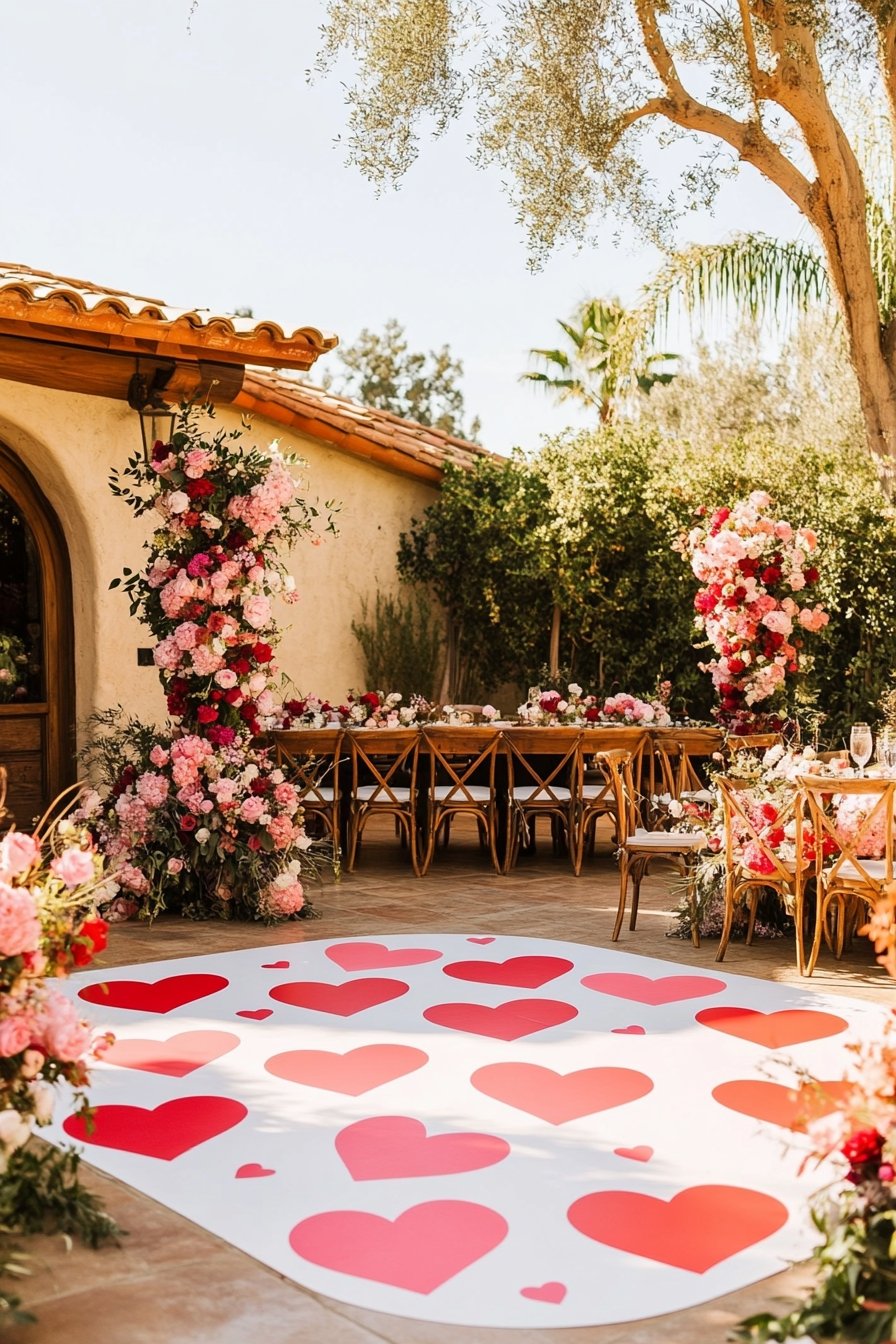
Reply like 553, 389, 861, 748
127, 363, 177, 460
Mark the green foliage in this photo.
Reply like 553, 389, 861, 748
0, 1144, 122, 1250
323, 318, 481, 441
351, 587, 444, 698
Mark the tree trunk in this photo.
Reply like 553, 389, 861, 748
549, 603, 561, 683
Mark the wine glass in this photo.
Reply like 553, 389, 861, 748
849, 722, 873, 777
880, 726, 896, 777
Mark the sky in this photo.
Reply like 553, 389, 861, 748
1, 0, 811, 453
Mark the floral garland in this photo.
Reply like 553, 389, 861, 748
517, 683, 674, 727
678, 491, 829, 730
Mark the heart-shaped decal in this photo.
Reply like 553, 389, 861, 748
336, 1116, 510, 1181
611, 1025, 646, 1036
102, 1030, 239, 1078
582, 973, 727, 1005
289, 1200, 508, 1293
442, 955, 573, 989
712, 1078, 853, 1130
520, 1282, 566, 1303
236, 1009, 273, 1020
326, 943, 443, 971
568, 1184, 788, 1273
63, 1096, 247, 1160
78, 974, 229, 1014
467, 937, 496, 945
265, 1044, 428, 1095
269, 978, 409, 1017
471, 1063, 653, 1123
424, 999, 577, 1041
261, 961, 290, 969
696, 1006, 848, 1048
236, 1163, 275, 1178
614, 1145, 653, 1163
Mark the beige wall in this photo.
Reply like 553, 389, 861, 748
0, 378, 437, 746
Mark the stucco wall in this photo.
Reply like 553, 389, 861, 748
0, 379, 438, 746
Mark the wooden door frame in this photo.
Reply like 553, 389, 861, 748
0, 441, 76, 807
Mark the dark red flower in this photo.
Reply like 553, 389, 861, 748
182, 511, 202, 528
841, 1129, 885, 1166
804, 566, 819, 584
206, 725, 237, 746
186, 478, 215, 501
252, 642, 273, 664
196, 704, 219, 724
727, 658, 746, 676
71, 916, 110, 967
761, 565, 782, 585
247, 835, 262, 851
223, 687, 243, 705
239, 701, 258, 721
180, 814, 198, 833
230, 657, 251, 677
360, 691, 381, 709
250, 777, 270, 795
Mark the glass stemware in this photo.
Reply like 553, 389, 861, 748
849, 722, 873, 777
880, 726, 896, 777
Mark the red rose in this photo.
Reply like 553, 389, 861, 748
250, 777, 270, 795
727, 658, 746, 675
804, 566, 819, 584
761, 565, 782, 585
230, 657, 251, 676
196, 705, 219, 724
739, 557, 759, 578
182, 511, 201, 528
252, 642, 273, 664
694, 591, 716, 614
360, 691, 381, 709
247, 835, 262, 851
180, 814, 198, 832
239, 701, 258, 721
210, 690, 223, 702
223, 688, 243, 705
185, 478, 215, 500
71, 916, 110, 967
760, 802, 779, 823
841, 1129, 885, 1167
584, 706, 600, 722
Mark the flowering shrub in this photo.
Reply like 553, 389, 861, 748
679, 492, 829, 729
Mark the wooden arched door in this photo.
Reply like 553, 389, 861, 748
0, 444, 75, 826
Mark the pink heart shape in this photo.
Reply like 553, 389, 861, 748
611, 1025, 646, 1035
471, 1063, 653, 1124
270, 978, 409, 1017
520, 1282, 566, 1304
582, 973, 727, 1005
235, 1163, 275, 1179
443, 956, 573, 989
265, 1044, 428, 1096
695, 1006, 848, 1048
336, 1116, 510, 1180
102, 1030, 239, 1078
63, 1096, 247, 1160
289, 1200, 508, 1293
568, 1184, 788, 1273
467, 937, 496, 945
236, 1009, 273, 1020
423, 999, 577, 1041
262, 961, 290, 969
326, 943, 443, 971
614, 1145, 654, 1163
78, 973, 229, 1014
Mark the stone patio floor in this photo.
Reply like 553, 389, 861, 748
9, 819, 892, 1344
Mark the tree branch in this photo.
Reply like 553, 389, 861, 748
634, 0, 687, 100
737, 0, 773, 105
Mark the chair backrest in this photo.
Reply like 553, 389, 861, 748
653, 729, 720, 800
272, 729, 343, 805
586, 748, 637, 836
346, 728, 420, 804
716, 774, 800, 887
501, 727, 583, 804
797, 774, 896, 891
421, 726, 501, 803
725, 732, 784, 753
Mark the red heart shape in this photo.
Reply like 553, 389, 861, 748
326, 943, 443, 971
265, 1044, 428, 1095
471, 1063, 653, 1123
102, 1030, 239, 1077
78, 974, 229, 1014
614, 1145, 653, 1163
520, 1282, 566, 1303
582, 973, 727, 1005
696, 1006, 848, 1048
713, 1078, 853, 1130
261, 961, 290, 969
611, 1025, 646, 1035
269, 978, 409, 1017
568, 1185, 788, 1273
424, 999, 577, 1041
236, 1163, 275, 1179
236, 1009, 273, 1020
63, 1096, 247, 1160
467, 937, 495, 945
336, 1116, 510, 1180
443, 956, 573, 989
289, 1200, 508, 1293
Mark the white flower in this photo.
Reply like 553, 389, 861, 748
0, 1110, 31, 1153
167, 491, 190, 515
195, 827, 211, 844
568, 683, 582, 698
29, 1081, 54, 1126
201, 513, 223, 531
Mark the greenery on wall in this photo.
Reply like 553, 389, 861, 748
351, 587, 444, 700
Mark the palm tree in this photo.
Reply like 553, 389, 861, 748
522, 299, 678, 423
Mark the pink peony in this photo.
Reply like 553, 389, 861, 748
0, 831, 40, 880
0, 882, 41, 956
173, 621, 201, 651
242, 594, 272, 630
264, 878, 304, 917
149, 745, 170, 767
0, 1014, 33, 1057
36, 989, 91, 1062
239, 796, 265, 823
50, 847, 95, 889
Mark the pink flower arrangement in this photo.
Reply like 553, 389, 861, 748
679, 492, 829, 729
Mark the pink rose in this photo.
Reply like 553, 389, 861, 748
166, 857, 185, 874
0, 832, 40, 881
50, 847, 96, 889
239, 796, 265, 823
0, 1015, 33, 1057
149, 745, 170, 767
242, 594, 272, 630
214, 668, 238, 689
36, 990, 91, 1062
0, 883, 41, 956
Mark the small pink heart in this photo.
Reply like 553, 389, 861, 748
262, 961, 290, 969
521, 1282, 566, 1304
614, 1145, 653, 1163
467, 937, 496, 944
237, 1009, 273, 1020
235, 1162, 275, 1178
611, 1025, 646, 1035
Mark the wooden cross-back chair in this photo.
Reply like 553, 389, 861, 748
345, 728, 425, 876
724, 732, 785, 755
502, 727, 583, 874
0, 766, 10, 833
797, 774, 896, 977
272, 729, 344, 852
716, 775, 804, 967
420, 726, 503, 874
653, 729, 720, 809
580, 727, 650, 842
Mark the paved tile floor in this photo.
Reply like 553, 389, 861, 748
11, 821, 891, 1343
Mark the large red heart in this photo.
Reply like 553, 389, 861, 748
326, 943, 443, 971
265, 1044, 428, 1095
78, 974, 229, 1014
713, 1078, 853, 1130
336, 1116, 510, 1180
442, 956, 573, 989
269, 978, 409, 1016
423, 999, 577, 1040
568, 1184, 788, 1273
102, 1030, 240, 1078
696, 1005, 848, 1048
581, 973, 727, 1005
63, 1096, 247, 1160
471, 1063, 653, 1124
289, 1200, 508, 1293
